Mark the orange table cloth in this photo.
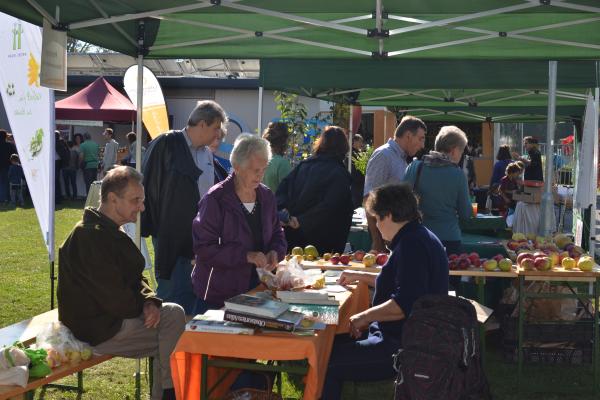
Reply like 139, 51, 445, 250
171, 283, 370, 400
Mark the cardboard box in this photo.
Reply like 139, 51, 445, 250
513, 184, 543, 203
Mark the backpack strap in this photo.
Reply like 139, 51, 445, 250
412, 161, 424, 194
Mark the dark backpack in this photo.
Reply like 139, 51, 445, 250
393, 295, 491, 400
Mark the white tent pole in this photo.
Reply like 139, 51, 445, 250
539, 61, 557, 237
135, 21, 144, 251
257, 86, 263, 134
348, 106, 353, 173
589, 86, 599, 257
49, 89, 56, 309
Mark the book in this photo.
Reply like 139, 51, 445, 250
289, 304, 340, 325
186, 310, 255, 335
224, 309, 304, 332
224, 294, 289, 318
276, 289, 339, 305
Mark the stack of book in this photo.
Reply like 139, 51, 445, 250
276, 289, 339, 305
186, 310, 255, 335
223, 294, 306, 332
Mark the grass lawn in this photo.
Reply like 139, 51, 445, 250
0, 202, 598, 399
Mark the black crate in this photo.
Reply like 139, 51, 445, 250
503, 343, 592, 365
502, 316, 594, 343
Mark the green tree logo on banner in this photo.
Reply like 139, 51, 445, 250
12, 22, 23, 50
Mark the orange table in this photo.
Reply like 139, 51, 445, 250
170, 283, 370, 400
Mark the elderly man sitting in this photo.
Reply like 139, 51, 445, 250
58, 166, 185, 400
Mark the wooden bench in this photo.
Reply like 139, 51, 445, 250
0, 309, 113, 400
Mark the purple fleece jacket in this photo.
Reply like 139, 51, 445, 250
191, 174, 287, 306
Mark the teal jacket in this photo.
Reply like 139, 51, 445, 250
404, 159, 472, 242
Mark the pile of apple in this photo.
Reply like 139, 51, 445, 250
448, 252, 513, 272
509, 233, 594, 272
285, 245, 389, 267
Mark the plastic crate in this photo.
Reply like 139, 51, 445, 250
502, 316, 594, 343
503, 343, 592, 365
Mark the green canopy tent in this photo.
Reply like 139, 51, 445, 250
1, 0, 599, 249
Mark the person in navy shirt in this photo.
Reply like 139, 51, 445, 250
321, 183, 449, 400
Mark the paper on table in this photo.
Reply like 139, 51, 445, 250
325, 285, 347, 293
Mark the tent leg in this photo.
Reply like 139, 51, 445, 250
539, 60, 557, 237
348, 106, 353, 173
134, 20, 144, 250
50, 261, 55, 309
257, 86, 263, 134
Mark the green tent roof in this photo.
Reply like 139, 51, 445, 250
2, 1, 600, 60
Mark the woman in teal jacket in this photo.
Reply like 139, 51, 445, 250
403, 125, 472, 257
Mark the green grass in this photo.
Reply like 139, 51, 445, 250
0, 202, 598, 399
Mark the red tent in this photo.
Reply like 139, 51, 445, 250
55, 77, 136, 122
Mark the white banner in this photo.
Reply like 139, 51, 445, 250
40, 18, 67, 91
123, 65, 169, 139
574, 93, 596, 209
0, 13, 54, 259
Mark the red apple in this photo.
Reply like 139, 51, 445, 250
471, 258, 481, 268
520, 258, 535, 271
330, 256, 340, 265
353, 250, 366, 262
459, 253, 469, 259
468, 254, 480, 264
534, 256, 552, 271
493, 254, 504, 262
340, 254, 351, 265
449, 259, 458, 270
516, 253, 534, 266
448, 254, 459, 261
457, 258, 470, 270
376, 253, 389, 266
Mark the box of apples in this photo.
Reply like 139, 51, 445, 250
448, 252, 513, 272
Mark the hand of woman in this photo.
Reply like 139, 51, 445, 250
247, 251, 268, 268
349, 312, 370, 339
337, 271, 359, 286
288, 216, 300, 229
265, 250, 280, 271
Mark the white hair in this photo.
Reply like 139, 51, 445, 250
434, 125, 468, 154
230, 133, 272, 168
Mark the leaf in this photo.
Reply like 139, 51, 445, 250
28, 53, 40, 87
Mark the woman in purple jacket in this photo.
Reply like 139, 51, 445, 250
191, 134, 287, 314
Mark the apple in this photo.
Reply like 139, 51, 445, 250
532, 251, 546, 259
534, 256, 552, 271
376, 253, 389, 266
459, 253, 469, 259
559, 251, 570, 263
363, 254, 376, 267
483, 259, 498, 271
561, 257, 576, 270
520, 258, 536, 271
304, 245, 319, 259
353, 250, 366, 261
507, 241, 520, 251
498, 258, 513, 272
448, 259, 458, 270
448, 254, 459, 261
330, 256, 340, 265
323, 253, 332, 261
471, 258, 481, 268
457, 258, 470, 270
493, 254, 504, 263
340, 254, 351, 265
468, 253, 480, 264
517, 252, 534, 266
548, 252, 560, 266
81, 348, 92, 361
291, 247, 304, 256
578, 256, 594, 272
512, 233, 526, 241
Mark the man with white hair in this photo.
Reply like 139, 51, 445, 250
141, 100, 228, 314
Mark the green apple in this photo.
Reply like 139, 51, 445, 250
498, 258, 512, 272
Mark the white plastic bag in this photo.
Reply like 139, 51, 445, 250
35, 321, 92, 368
256, 257, 319, 290
0, 366, 29, 387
